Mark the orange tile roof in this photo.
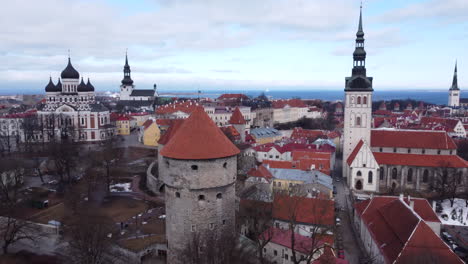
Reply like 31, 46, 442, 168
229, 107, 246, 125
247, 165, 273, 181
142, 119, 153, 129
346, 140, 364, 165
155, 100, 199, 115
160, 107, 240, 159
157, 119, 184, 145
373, 152, 468, 168
273, 195, 334, 226
371, 130, 456, 150
272, 99, 306, 109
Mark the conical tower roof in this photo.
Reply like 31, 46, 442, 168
450, 61, 459, 91
160, 106, 240, 159
229, 107, 246, 125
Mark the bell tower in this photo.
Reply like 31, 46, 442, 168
119, 52, 134, 100
448, 61, 460, 107
343, 5, 373, 179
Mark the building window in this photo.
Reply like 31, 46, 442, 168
222, 220, 226, 225
363, 96, 367, 105
437, 150, 441, 155
223, 162, 227, 168
393, 147, 397, 153
357, 96, 361, 105
176, 192, 180, 198
285, 254, 289, 260
422, 149, 426, 154
368, 171, 373, 184
392, 168, 398, 179
407, 168, 413, 182
379, 147, 383, 152
450, 150, 453, 155
209, 223, 214, 229
216, 193, 222, 199
423, 170, 429, 183
274, 250, 278, 256
457, 172, 462, 184
191, 225, 196, 232
273, 182, 276, 187
356, 116, 361, 126
191, 165, 198, 170
379, 167, 384, 180
357, 171, 362, 177
198, 195, 205, 201
407, 149, 411, 154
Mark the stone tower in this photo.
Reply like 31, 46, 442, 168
343, 5, 373, 179
119, 52, 134, 100
229, 107, 247, 142
159, 107, 240, 263
448, 61, 460, 107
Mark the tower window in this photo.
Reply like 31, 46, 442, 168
368, 171, 373, 184
198, 195, 205, 201
356, 116, 361, 126
363, 96, 367, 105
191, 165, 198, 170
209, 223, 214, 229
216, 193, 222, 199
176, 192, 180, 198
357, 96, 361, 105
191, 225, 196, 232
223, 162, 227, 168
222, 220, 226, 225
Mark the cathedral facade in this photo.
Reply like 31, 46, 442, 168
37, 57, 114, 142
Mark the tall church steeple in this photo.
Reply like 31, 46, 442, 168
122, 52, 134, 86
450, 61, 459, 91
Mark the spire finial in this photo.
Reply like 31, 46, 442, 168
68, 49, 70, 59
358, 2, 363, 33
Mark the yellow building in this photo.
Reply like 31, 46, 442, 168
142, 120, 161, 147
116, 116, 131, 135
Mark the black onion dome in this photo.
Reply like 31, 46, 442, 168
56, 78, 62, 91
45, 77, 56, 92
77, 77, 88, 92
86, 78, 95, 91
61, 57, 80, 79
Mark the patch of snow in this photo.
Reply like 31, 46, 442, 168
110, 183, 132, 192
159, 215, 166, 219
437, 198, 468, 226
142, 222, 147, 225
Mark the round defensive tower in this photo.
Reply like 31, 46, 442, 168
159, 107, 240, 263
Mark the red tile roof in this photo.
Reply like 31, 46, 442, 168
260, 227, 330, 255
117, 115, 130, 121
247, 165, 273, 181
420, 117, 460, 132
373, 152, 468, 168
229, 107, 246, 125
354, 196, 460, 264
273, 195, 334, 226
313, 246, 349, 264
291, 128, 325, 141
142, 119, 153, 130
395, 221, 463, 264
155, 100, 199, 115
220, 125, 241, 141
272, 99, 307, 109
346, 140, 364, 165
371, 130, 456, 150
160, 107, 240, 159
157, 119, 184, 145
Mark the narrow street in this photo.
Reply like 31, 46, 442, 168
334, 159, 364, 264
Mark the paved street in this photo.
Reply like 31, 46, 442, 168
333, 159, 364, 264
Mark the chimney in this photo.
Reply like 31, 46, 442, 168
410, 200, 415, 210
432, 200, 436, 211
399, 193, 404, 201
370, 193, 374, 200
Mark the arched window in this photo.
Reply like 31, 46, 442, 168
392, 168, 398, 179
356, 116, 361, 126
216, 193, 222, 199
407, 168, 413, 182
458, 171, 463, 184
357, 96, 361, 104
423, 170, 429, 183
379, 168, 384, 180
368, 171, 373, 184
363, 96, 367, 105
357, 171, 362, 177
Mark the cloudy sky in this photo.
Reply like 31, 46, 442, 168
1, 0, 467, 93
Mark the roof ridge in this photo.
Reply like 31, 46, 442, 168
393, 220, 422, 264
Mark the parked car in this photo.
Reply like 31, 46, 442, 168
336, 217, 342, 226
442, 231, 453, 241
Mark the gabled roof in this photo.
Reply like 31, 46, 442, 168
130, 89, 155, 97
229, 107, 246, 125
160, 107, 240, 159
273, 195, 334, 226
346, 140, 364, 165
420, 117, 461, 132
142, 119, 154, 130
247, 165, 273, 181
259, 227, 328, 255
373, 152, 468, 168
157, 119, 184, 145
371, 130, 457, 150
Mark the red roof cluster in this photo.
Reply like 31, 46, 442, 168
354, 196, 462, 264
220, 125, 241, 141
229, 107, 246, 125
116, 115, 131, 121
419, 117, 461, 133
246, 165, 273, 181
373, 152, 468, 168
371, 130, 457, 150
217, 93, 249, 101
273, 195, 334, 226
271, 99, 307, 109
260, 227, 330, 255
155, 100, 199, 115
160, 107, 240, 159
253, 142, 334, 154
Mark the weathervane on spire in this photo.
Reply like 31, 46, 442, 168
68, 49, 70, 58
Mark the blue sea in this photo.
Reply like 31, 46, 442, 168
158, 89, 453, 105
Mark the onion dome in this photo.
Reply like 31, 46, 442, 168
61, 57, 80, 79
45, 77, 56, 92
160, 106, 240, 160
77, 77, 88, 92
56, 78, 62, 91
86, 78, 95, 91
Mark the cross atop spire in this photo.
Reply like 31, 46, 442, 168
450, 60, 459, 90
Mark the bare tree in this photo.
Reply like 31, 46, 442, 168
0, 158, 44, 254
92, 138, 123, 195
430, 162, 460, 207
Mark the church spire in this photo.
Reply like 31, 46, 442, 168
122, 51, 134, 86
357, 3, 364, 38
450, 61, 459, 90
